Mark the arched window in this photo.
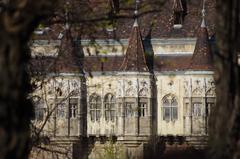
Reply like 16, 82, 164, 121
69, 98, 78, 118
162, 94, 178, 121
32, 96, 45, 121
104, 93, 115, 121
57, 102, 66, 118
138, 98, 148, 117
89, 94, 101, 122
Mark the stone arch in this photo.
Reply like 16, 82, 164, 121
162, 94, 178, 121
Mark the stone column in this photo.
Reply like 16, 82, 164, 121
202, 97, 207, 134
117, 98, 125, 136
135, 98, 139, 136
185, 102, 191, 135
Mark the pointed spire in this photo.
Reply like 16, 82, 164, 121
173, 0, 184, 12
119, 0, 149, 72
133, 0, 139, 27
55, 2, 82, 73
189, 0, 213, 70
201, 0, 206, 28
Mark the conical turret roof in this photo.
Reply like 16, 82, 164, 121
189, 2, 213, 70
54, 28, 83, 73
119, 19, 149, 72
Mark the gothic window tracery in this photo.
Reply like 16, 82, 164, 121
104, 93, 115, 122
139, 102, 147, 117
69, 98, 78, 118
33, 96, 45, 121
89, 94, 101, 122
125, 102, 134, 117
162, 94, 178, 121
192, 103, 202, 117
56, 101, 66, 118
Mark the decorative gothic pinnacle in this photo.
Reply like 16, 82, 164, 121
119, 0, 149, 72
201, 0, 206, 28
189, 0, 213, 71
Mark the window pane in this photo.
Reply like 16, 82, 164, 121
69, 99, 77, 118
57, 103, 65, 118
36, 108, 45, 121
110, 103, 115, 109
105, 103, 109, 109
139, 102, 147, 117
96, 103, 101, 109
96, 96, 101, 103
172, 99, 177, 107
105, 110, 110, 121
162, 95, 178, 121
193, 103, 202, 117
172, 107, 178, 120
126, 103, 133, 117
163, 107, 170, 121
110, 110, 115, 121
90, 110, 95, 121
96, 110, 101, 121
163, 100, 170, 107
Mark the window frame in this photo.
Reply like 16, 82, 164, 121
139, 102, 147, 117
104, 93, 116, 122
69, 98, 78, 119
192, 102, 202, 117
89, 94, 102, 122
56, 102, 66, 119
162, 95, 178, 121
32, 96, 46, 121
125, 102, 134, 117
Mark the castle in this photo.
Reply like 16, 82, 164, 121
30, 0, 216, 158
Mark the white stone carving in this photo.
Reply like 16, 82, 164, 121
55, 78, 68, 97
117, 80, 124, 97
139, 87, 149, 97
125, 80, 137, 97
206, 78, 216, 97
192, 79, 204, 97
139, 80, 149, 97
192, 87, 203, 96
69, 79, 80, 96
183, 79, 189, 96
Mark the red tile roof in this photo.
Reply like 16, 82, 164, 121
189, 18, 213, 71
32, 0, 216, 40
119, 20, 149, 72
54, 28, 83, 73
30, 0, 216, 74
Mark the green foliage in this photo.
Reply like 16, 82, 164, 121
93, 138, 126, 159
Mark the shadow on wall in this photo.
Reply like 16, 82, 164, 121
161, 148, 207, 159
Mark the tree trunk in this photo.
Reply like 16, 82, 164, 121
209, 0, 240, 159
0, 1, 54, 158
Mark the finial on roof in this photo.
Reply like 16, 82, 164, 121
189, 0, 213, 71
173, 0, 184, 12
133, 0, 140, 27
119, 0, 148, 72
201, 0, 206, 28
65, 1, 70, 30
